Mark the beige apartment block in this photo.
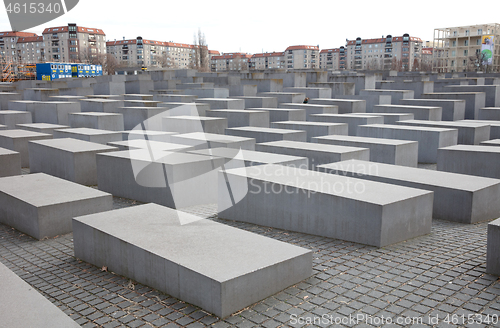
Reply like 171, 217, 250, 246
0, 31, 38, 63
210, 53, 252, 72
433, 23, 500, 73
319, 47, 347, 70
250, 52, 285, 70
284, 45, 319, 69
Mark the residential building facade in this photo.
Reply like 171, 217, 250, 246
433, 23, 500, 72
250, 52, 285, 70
0, 31, 38, 63
210, 53, 251, 72
284, 45, 319, 69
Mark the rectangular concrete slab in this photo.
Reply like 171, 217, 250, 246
206, 109, 270, 128
271, 121, 348, 142
312, 135, 418, 167
351, 112, 414, 124
163, 116, 228, 134
233, 96, 278, 108
309, 114, 384, 136
357, 124, 458, 163
487, 219, 500, 276
0, 147, 21, 177
319, 159, 500, 224
372, 104, 442, 121
69, 112, 125, 131
0, 129, 52, 167
478, 107, 500, 121
122, 130, 177, 143
279, 103, 338, 120
248, 107, 306, 122
399, 99, 466, 121
0, 173, 112, 239
219, 165, 433, 247
437, 145, 500, 179
34, 101, 81, 125
15, 123, 69, 135
108, 140, 194, 152
0, 261, 81, 327
309, 98, 366, 114
256, 92, 306, 104
53, 128, 123, 145
255, 140, 369, 170
169, 132, 256, 150
421, 92, 486, 119
225, 126, 307, 143
0, 110, 32, 129
29, 138, 119, 185
73, 203, 312, 318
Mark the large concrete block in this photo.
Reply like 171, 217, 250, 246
50, 95, 86, 102
249, 107, 306, 122
0, 92, 22, 109
352, 112, 414, 124
79, 99, 124, 113
372, 104, 442, 121
233, 96, 278, 108
0, 173, 112, 239
437, 145, 500, 179
335, 94, 392, 113
15, 123, 69, 135
228, 84, 258, 97
357, 124, 458, 163
308, 82, 355, 96
309, 114, 384, 136
96, 150, 226, 208
122, 130, 177, 143
170, 132, 256, 150
7, 100, 38, 115
395, 120, 490, 145
159, 102, 209, 116
153, 94, 198, 103
225, 126, 306, 143
29, 138, 118, 185
34, 101, 81, 125
360, 89, 414, 103
461, 120, 500, 139
283, 87, 332, 99
176, 82, 214, 90
73, 203, 312, 318
123, 100, 162, 108
421, 92, 486, 119
163, 116, 228, 134
0, 110, 32, 129
196, 98, 245, 110
313, 135, 418, 167
376, 81, 434, 98
0, 261, 81, 328
444, 85, 500, 107
400, 99, 466, 121
92, 81, 126, 95
321, 159, 500, 224
206, 109, 269, 128
0, 129, 51, 167
69, 112, 125, 131
123, 94, 154, 101
271, 121, 348, 142
328, 75, 376, 94
189, 147, 308, 168
309, 98, 366, 114
0, 147, 21, 177
53, 128, 122, 145
487, 219, 500, 276
23, 88, 59, 101
256, 140, 369, 170
184, 88, 229, 98
219, 164, 433, 247
241, 79, 283, 92
107, 140, 194, 152
125, 80, 155, 94
478, 107, 500, 121
256, 92, 306, 104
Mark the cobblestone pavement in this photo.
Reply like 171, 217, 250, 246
0, 197, 499, 328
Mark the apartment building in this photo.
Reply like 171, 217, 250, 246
319, 47, 347, 70
345, 34, 423, 71
284, 45, 319, 69
0, 31, 38, 63
433, 23, 500, 72
210, 53, 251, 72
42, 24, 106, 62
15, 35, 45, 63
250, 52, 285, 70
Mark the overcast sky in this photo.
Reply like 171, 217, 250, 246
1, 0, 499, 54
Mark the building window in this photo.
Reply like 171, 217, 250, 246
478, 29, 483, 35
464, 50, 468, 56
464, 40, 468, 46
452, 41, 456, 47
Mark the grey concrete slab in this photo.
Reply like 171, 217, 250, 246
73, 203, 312, 318
444, 85, 500, 107
0, 92, 22, 109
241, 79, 283, 92
15, 123, 69, 135
7, 100, 38, 116
108, 140, 194, 153
395, 119, 491, 145
327, 75, 376, 94
53, 128, 122, 145
170, 132, 256, 150
0, 129, 52, 167
372, 104, 442, 121
319, 159, 500, 224
312, 135, 418, 167
196, 98, 245, 110
96, 149, 226, 208
283, 87, 332, 99
34, 101, 81, 125
271, 121, 348, 142
163, 116, 228, 134
279, 103, 338, 120
29, 138, 119, 185
0, 110, 32, 129
480, 139, 500, 147
92, 81, 126, 95
122, 130, 177, 142
189, 147, 308, 168
113, 107, 171, 131
256, 140, 369, 170
360, 89, 414, 103
68, 112, 125, 131
123, 94, 154, 101
123, 100, 161, 108
219, 164, 433, 247
309, 98, 366, 114
23, 88, 59, 101
460, 119, 500, 139
159, 102, 209, 116
125, 80, 154, 94
308, 82, 355, 96
233, 96, 278, 108
376, 81, 434, 98
176, 82, 214, 90
0, 261, 81, 327
0, 173, 112, 239
400, 99, 466, 121
49, 95, 86, 102
309, 114, 384, 136
0, 124, 5, 130
206, 109, 270, 128
247, 107, 306, 123
478, 107, 500, 121
184, 88, 229, 98
351, 112, 414, 124
256, 92, 306, 104
357, 124, 458, 163
227, 84, 258, 97
437, 145, 500, 179
0, 147, 21, 177
487, 218, 500, 276
225, 126, 307, 143
79, 99, 124, 113
421, 92, 486, 119
153, 94, 198, 103
335, 94, 392, 112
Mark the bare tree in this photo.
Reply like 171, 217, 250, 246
104, 54, 120, 75
228, 54, 249, 71
412, 58, 420, 72
191, 28, 209, 72
469, 51, 488, 72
